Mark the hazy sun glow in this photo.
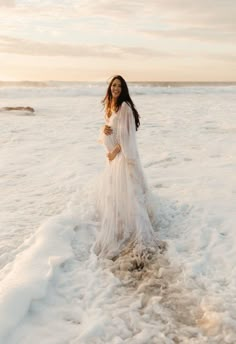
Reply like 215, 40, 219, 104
0, 0, 236, 81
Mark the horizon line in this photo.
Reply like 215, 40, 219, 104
1, 80, 236, 83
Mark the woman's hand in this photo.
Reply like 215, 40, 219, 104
107, 150, 117, 161
107, 144, 121, 161
104, 125, 113, 135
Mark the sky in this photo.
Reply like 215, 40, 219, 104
0, 0, 236, 81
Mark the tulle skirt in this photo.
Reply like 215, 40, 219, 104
92, 152, 164, 259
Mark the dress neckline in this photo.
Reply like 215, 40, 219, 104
106, 111, 117, 120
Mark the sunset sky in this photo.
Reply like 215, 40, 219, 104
0, 0, 236, 81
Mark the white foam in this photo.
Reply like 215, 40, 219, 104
0, 211, 77, 341
0, 86, 236, 343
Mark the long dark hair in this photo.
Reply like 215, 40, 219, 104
102, 75, 140, 131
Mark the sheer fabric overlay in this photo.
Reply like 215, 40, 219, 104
93, 102, 164, 259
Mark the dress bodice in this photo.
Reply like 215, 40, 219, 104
105, 111, 118, 126
98, 102, 138, 164
100, 112, 119, 152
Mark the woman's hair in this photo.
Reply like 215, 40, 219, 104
102, 75, 140, 131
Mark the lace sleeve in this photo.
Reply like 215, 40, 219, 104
117, 102, 138, 164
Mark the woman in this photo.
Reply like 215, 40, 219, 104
93, 75, 165, 259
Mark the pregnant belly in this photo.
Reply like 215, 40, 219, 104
103, 133, 117, 152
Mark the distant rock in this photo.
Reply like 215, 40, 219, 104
1, 106, 35, 112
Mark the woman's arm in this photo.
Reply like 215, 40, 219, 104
117, 102, 137, 164
107, 143, 121, 161
98, 124, 113, 144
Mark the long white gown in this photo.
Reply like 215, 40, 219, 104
93, 101, 163, 259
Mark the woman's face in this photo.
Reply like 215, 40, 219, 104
111, 78, 122, 99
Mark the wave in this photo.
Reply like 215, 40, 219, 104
0, 210, 78, 341
0, 81, 236, 98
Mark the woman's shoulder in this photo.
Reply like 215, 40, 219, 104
121, 101, 130, 107
120, 101, 132, 112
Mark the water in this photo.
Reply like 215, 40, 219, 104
0, 83, 236, 343
0, 81, 236, 98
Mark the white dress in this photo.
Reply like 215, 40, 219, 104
93, 101, 163, 259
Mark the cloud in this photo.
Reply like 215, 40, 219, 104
206, 52, 236, 63
0, 0, 15, 7
74, 0, 236, 30
1, 0, 236, 31
0, 0, 236, 82
1, 34, 235, 64
141, 28, 236, 44
0, 35, 170, 58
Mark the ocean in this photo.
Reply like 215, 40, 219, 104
0, 81, 236, 343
